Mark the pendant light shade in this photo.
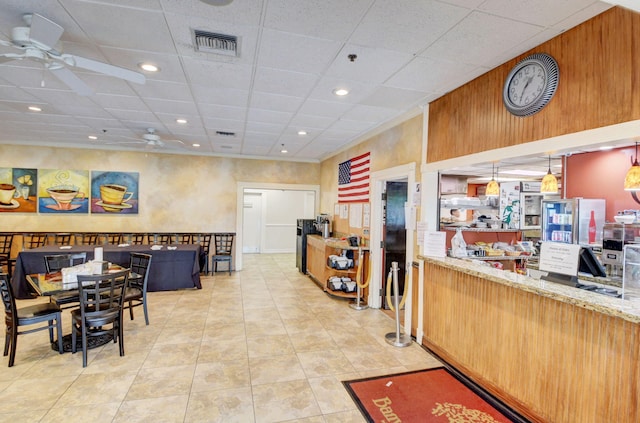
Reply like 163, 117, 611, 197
485, 163, 499, 197
540, 155, 558, 194
624, 142, 640, 191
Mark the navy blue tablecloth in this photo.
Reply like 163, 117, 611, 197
11, 244, 202, 299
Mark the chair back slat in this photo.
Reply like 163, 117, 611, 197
75, 233, 99, 245
129, 253, 152, 291
44, 253, 87, 273
77, 269, 129, 315
23, 233, 47, 249
0, 273, 16, 320
0, 234, 14, 255
214, 233, 235, 255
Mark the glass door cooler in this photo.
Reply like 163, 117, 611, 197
542, 198, 606, 245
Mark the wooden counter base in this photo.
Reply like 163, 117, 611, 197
420, 257, 639, 423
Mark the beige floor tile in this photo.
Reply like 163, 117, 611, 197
197, 338, 248, 363
0, 375, 77, 413
113, 394, 189, 422
323, 409, 368, 422
125, 364, 195, 400
246, 334, 295, 358
308, 375, 361, 415
290, 330, 338, 353
249, 354, 306, 385
0, 409, 48, 423
252, 379, 322, 423
297, 349, 357, 378
192, 359, 251, 392
244, 319, 287, 337
184, 387, 254, 423
40, 402, 120, 423
142, 342, 201, 369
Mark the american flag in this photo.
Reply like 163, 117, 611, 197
338, 152, 370, 203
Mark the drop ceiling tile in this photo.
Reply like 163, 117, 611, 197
104, 108, 157, 122
198, 103, 247, 121
552, 2, 613, 31
244, 120, 285, 134
340, 104, 399, 123
92, 94, 149, 110
385, 56, 477, 93
252, 67, 318, 98
161, 0, 264, 26
329, 119, 376, 133
325, 44, 413, 84
242, 145, 271, 155
361, 86, 429, 109
247, 108, 293, 124
478, 0, 600, 27
203, 118, 245, 133
306, 76, 377, 104
250, 92, 304, 113
192, 85, 249, 107
349, 0, 470, 54
143, 98, 199, 115
100, 47, 187, 84
297, 99, 353, 119
288, 114, 336, 129
133, 80, 193, 102
0, 86, 41, 102
182, 56, 253, 89
263, 0, 371, 41
257, 29, 342, 74
65, 1, 175, 53
421, 12, 542, 67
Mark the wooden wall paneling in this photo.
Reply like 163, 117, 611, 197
420, 261, 640, 422
427, 7, 640, 164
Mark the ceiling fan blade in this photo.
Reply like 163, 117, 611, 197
0, 53, 23, 63
62, 54, 146, 85
49, 66, 93, 96
28, 13, 63, 51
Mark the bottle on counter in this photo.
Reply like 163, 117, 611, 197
588, 210, 596, 244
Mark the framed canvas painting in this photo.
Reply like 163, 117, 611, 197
37, 169, 90, 214
90, 171, 139, 214
0, 167, 37, 213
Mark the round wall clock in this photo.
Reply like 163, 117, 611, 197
503, 53, 559, 117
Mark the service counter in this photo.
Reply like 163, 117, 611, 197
417, 255, 640, 423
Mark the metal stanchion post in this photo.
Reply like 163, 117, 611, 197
349, 248, 368, 310
385, 261, 411, 347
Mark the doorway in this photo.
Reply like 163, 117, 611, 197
242, 192, 262, 253
382, 180, 408, 309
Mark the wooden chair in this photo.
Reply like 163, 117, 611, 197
154, 234, 172, 245
22, 233, 47, 249
1, 273, 63, 367
176, 233, 192, 244
212, 233, 234, 275
0, 234, 14, 280
71, 269, 129, 367
128, 233, 148, 245
101, 233, 122, 245
123, 253, 152, 325
44, 253, 88, 309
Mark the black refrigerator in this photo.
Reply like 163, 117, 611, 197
296, 219, 318, 274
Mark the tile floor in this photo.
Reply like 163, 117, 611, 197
0, 253, 442, 422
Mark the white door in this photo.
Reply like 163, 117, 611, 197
242, 192, 262, 253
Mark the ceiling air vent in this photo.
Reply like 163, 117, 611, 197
192, 29, 239, 57
215, 130, 236, 137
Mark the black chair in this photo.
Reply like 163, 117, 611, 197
1, 273, 63, 367
102, 233, 122, 245
44, 253, 88, 309
71, 269, 129, 367
0, 234, 14, 279
74, 233, 99, 245
53, 233, 72, 246
23, 233, 47, 249
128, 233, 148, 245
196, 233, 212, 274
176, 233, 192, 244
154, 234, 172, 245
124, 253, 152, 325
212, 233, 234, 275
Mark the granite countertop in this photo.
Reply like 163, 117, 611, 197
418, 255, 640, 324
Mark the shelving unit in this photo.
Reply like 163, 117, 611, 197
305, 235, 368, 300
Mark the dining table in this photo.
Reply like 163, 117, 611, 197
11, 244, 202, 299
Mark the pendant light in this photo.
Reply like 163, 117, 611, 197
540, 155, 558, 194
624, 142, 640, 191
485, 163, 499, 197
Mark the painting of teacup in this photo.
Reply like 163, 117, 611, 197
46, 185, 84, 210
0, 183, 16, 205
100, 184, 133, 205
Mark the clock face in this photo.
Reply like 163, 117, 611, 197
506, 62, 546, 107
503, 53, 559, 117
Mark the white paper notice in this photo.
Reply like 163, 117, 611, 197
94, 247, 103, 262
334, 203, 340, 216
340, 204, 349, 219
539, 242, 580, 276
350, 203, 363, 228
423, 231, 447, 257
363, 203, 370, 228
417, 221, 428, 246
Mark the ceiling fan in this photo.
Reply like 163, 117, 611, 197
0, 12, 145, 96
103, 128, 187, 150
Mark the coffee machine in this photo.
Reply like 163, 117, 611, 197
315, 214, 332, 238
602, 222, 640, 277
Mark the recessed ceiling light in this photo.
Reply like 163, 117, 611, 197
333, 88, 349, 96
88, 135, 98, 140
599, 145, 613, 150
139, 63, 159, 72
28, 106, 41, 112
176, 118, 188, 124
192, 143, 200, 147
297, 130, 307, 136
280, 144, 288, 153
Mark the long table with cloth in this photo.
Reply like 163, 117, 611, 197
11, 244, 202, 299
